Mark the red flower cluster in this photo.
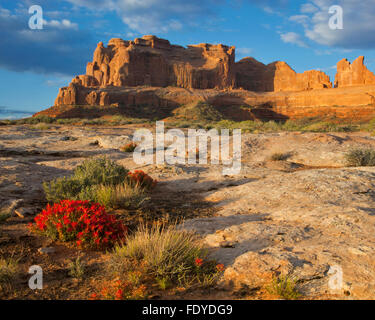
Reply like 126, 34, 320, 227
194, 258, 225, 274
195, 258, 203, 267
90, 279, 147, 300
216, 264, 225, 272
30, 200, 127, 248
128, 170, 157, 190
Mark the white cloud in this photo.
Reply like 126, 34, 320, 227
300, 3, 318, 14
289, 14, 309, 28
65, 0, 218, 34
0, 5, 94, 75
43, 19, 78, 30
280, 32, 308, 48
297, 0, 375, 49
237, 47, 253, 57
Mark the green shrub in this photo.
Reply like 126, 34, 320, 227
270, 152, 289, 161
267, 274, 301, 300
56, 118, 80, 125
0, 257, 19, 287
43, 157, 129, 204
74, 157, 128, 187
94, 183, 147, 209
301, 121, 336, 132
82, 119, 106, 126
69, 256, 85, 279
43, 177, 82, 203
0, 210, 11, 224
345, 148, 375, 167
109, 224, 225, 289
31, 123, 51, 130
113, 225, 199, 278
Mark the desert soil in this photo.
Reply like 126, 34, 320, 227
1, 124, 375, 299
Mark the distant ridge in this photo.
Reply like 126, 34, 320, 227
0, 106, 35, 120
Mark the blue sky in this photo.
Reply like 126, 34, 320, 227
1, 0, 375, 113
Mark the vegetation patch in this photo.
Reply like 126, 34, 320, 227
106, 223, 225, 296
270, 152, 290, 161
127, 170, 158, 190
120, 142, 138, 152
267, 274, 301, 300
94, 183, 147, 209
0, 257, 19, 290
0, 211, 11, 224
43, 158, 156, 209
90, 277, 148, 300
69, 256, 86, 279
345, 148, 375, 167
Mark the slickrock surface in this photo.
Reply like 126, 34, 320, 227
2, 124, 375, 299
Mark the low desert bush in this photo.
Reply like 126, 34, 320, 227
345, 148, 375, 167
267, 274, 301, 300
74, 157, 128, 186
69, 256, 85, 279
120, 142, 138, 152
270, 152, 289, 161
94, 183, 147, 209
31, 123, 51, 130
0, 257, 19, 288
109, 223, 224, 289
127, 170, 157, 190
82, 119, 106, 126
43, 158, 156, 209
0, 210, 11, 224
43, 157, 129, 204
29, 200, 127, 249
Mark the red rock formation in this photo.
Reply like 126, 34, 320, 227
69, 35, 235, 90
234, 57, 275, 92
47, 35, 375, 122
55, 35, 337, 107
38, 85, 375, 122
235, 58, 332, 92
334, 56, 375, 88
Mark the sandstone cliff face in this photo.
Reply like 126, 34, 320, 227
50, 35, 375, 123
55, 35, 338, 107
234, 58, 332, 92
334, 56, 375, 88
70, 35, 235, 90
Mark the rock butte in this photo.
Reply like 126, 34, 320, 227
36, 35, 375, 121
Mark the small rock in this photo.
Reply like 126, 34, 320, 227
14, 208, 33, 218
2, 199, 23, 212
220, 241, 236, 248
61, 136, 78, 141
38, 247, 56, 254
